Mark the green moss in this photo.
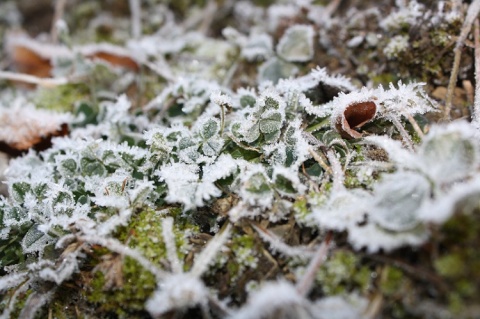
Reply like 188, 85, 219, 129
434, 253, 465, 278
434, 208, 480, 314
316, 250, 371, 295
35, 84, 90, 112
85, 208, 197, 317
379, 266, 404, 296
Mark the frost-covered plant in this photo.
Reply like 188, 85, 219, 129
1, 0, 479, 318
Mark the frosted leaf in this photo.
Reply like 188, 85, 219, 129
242, 33, 274, 61
348, 222, 429, 253
363, 135, 416, 168
158, 163, 199, 209
80, 157, 106, 177
276, 25, 315, 62
419, 176, 480, 223
128, 179, 155, 207
313, 294, 368, 319
0, 98, 71, 152
202, 154, 238, 183
160, 156, 236, 210
202, 138, 224, 157
144, 129, 172, 163
258, 57, 298, 84
21, 224, 53, 254
239, 168, 274, 208
377, 81, 437, 117
277, 67, 356, 99
370, 172, 430, 232
235, 88, 257, 109
310, 189, 371, 232
178, 145, 200, 164
102, 94, 131, 125
38, 253, 80, 285
0, 272, 28, 293
229, 280, 306, 319
259, 111, 282, 134
199, 117, 220, 140
242, 122, 261, 143
418, 122, 478, 185
272, 166, 307, 197
146, 274, 208, 316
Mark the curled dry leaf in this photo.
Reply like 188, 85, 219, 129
334, 101, 377, 139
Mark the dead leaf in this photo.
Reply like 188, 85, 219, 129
5, 32, 140, 85
93, 253, 124, 290
81, 44, 140, 71
0, 103, 70, 156
334, 101, 377, 139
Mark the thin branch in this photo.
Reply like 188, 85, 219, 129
128, 0, 142, 39
405, 114, 424, 138
474, 18, 480, 128
445, 0, 480, 119
390, 116, 414, 151
50, 0, 67, 43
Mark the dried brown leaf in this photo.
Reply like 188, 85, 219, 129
334, 101, 377, 139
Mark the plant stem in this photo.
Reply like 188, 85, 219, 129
296, 231, 332, 296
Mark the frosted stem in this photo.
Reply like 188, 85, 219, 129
445, 0, 480, 119
308, 148, 332, 174
296, 232, 332, 296
406, 113, 424, 138
474, 18, 480, 129
252, 223, 315, 258
326, 149, 344, 192
191, 223, 232, 277
391, 116, 414, 151
162, 217, 183, 274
